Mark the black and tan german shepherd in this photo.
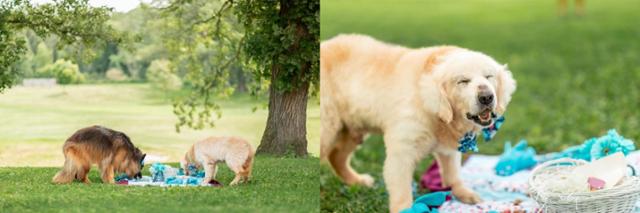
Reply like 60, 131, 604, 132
52, 125, 146, 184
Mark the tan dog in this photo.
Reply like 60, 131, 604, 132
320, 34, 516, 212
52, 125, 146, 184
181, 136, 254, 186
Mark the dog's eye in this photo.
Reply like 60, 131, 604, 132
457, 79, 470, 85
485, 75, 494, 79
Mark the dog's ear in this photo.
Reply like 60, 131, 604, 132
141, 154, 146, 162
421, 47, 457, 123
437, 83, 453, 123
420, 75, 453, 123
496, 64, 516, 115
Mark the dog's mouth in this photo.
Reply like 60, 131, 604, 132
466, 109, 495, 127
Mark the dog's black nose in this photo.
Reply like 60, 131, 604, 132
478, 93, 494, 105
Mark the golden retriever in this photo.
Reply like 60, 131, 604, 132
180, 136, 254, 186
320, 34, 516, 212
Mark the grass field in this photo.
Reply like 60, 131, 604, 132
0, 156, 319, 212
0, 83, 320, 212
0, 83, 320, 166
320, 0, 640, 211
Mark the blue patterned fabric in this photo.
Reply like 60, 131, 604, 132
458, 132, 479, 153
458, 116, 505, 153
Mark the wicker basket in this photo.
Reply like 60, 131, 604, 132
528, 158, 640, 213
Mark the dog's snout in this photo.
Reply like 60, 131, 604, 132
478, 91, 494, 105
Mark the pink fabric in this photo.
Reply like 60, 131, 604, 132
420, 161, 451, 192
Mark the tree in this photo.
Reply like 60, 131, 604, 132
0, 0, 123, 93
37, 59, 85, 84
147, 59, 182, 94
163, 0, 319, 157
239, 0, 319, 157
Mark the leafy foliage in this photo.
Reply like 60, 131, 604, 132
0, 0, 124, 92
146, 59, 182, 92
236, 0, 320, 92
105, 68, 128, 81
37, 59, 85, 84
160, 0, 319, 133
156, 0, 244, 131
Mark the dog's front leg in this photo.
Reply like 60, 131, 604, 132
434, 151, 481, 204
202, 162, 215, 185
100, 164, 115, 184
383, 137, 421, 213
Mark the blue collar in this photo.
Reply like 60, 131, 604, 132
458, 116, 505, 153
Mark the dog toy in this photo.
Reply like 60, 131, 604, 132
421, 161, 451, 192
401, 191, 450, 213
458, 115, 505, 153
495, 140, 537, 176
482, 115, 505, 141
208, 179, 223, 187
181, 164, 205, 177
150, 163, 166, 182
538, 129, 635, 162
458, 132, 479, 153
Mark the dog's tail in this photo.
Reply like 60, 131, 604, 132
52, 145, 79, 184
240, 149, 254, 180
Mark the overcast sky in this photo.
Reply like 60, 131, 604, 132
31, 0, 150, 12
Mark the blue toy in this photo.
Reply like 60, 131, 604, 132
164, 176, 182, 185
458, 132, 479, 153
482, 115, 505, 141
495, 129, 636, 176
458, 115, 505, 153
495, 140, 537, 176
177, 164, 205, 178
150, 163, 166, 182
401, 191, 450, 213
188, 164, 205, 178
538, 129, 635, 162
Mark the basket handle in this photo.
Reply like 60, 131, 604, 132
628, 164, 637, 176
530, 158, 588, 177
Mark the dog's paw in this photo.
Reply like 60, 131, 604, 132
358, 174, 375, 187
452, 185, 482, 204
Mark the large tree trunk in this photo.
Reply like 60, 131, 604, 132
256, 0, 313, 157
257, 71, 309, 156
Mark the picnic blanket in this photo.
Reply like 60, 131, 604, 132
115, 163, 222, 187
438, 151, 640, 212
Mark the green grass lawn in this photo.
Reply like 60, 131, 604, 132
0, 156, 319, 212
0, 83, 319, 166
0, 84, 319, 211
321, 0, 640, 211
